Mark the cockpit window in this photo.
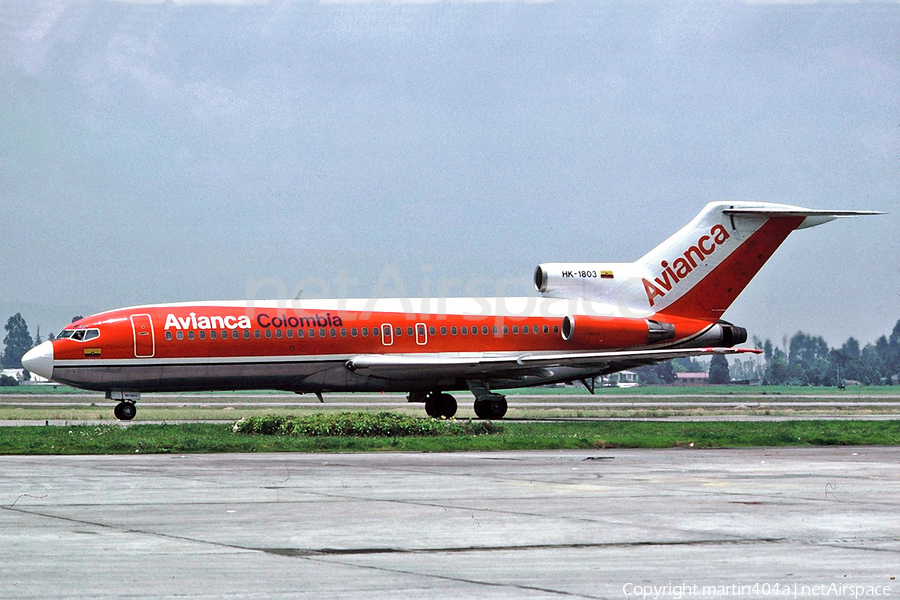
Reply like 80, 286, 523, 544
59, 328, 100, 342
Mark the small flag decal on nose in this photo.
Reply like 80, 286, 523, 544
84, 348, 101, 357
600, 271, 614, 279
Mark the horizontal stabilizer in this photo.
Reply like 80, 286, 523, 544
722, 207, 882, 217
722, 206, 883, 229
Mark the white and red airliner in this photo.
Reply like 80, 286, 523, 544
23, 201, 876, 421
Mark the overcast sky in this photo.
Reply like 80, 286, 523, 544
1, 0, 897, 349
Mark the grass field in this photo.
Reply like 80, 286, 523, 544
0, 417, 898, 455
2, 385, 899, 455
2, 383, 899, 422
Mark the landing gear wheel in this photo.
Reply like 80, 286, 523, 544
473, 394, 507, 420
424, 392, 457, 419
437, 393, 457, 419
114, 402, 137, 421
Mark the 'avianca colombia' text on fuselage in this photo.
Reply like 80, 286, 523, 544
40, 298, 738, 394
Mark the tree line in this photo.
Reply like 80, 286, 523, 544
630, 319, 900, 387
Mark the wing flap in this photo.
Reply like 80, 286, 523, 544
344, 348, 761, 381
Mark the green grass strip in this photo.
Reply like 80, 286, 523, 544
0, 417, 898, 455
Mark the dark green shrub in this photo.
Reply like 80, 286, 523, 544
233, 412, 501, 437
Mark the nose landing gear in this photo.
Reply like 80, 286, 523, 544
107, 391, 140, 421
113, 402, 137, 421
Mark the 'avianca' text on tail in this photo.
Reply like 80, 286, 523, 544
23, 201, 879, 421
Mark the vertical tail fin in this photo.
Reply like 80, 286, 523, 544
636, 202, 878, 319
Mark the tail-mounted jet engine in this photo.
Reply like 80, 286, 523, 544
560, 315, 676, 347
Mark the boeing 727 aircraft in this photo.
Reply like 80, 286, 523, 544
22, 201, 877, 420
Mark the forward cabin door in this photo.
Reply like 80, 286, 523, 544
130, 314, 155, 358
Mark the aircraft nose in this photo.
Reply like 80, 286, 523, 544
22, 341, 54, 380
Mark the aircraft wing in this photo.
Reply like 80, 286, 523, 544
344, 347, 762, 380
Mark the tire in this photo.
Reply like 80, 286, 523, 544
116, 402, 137, 421
425, 393, 457, 419
473, 395, 507, 420
437, 393, 457, 419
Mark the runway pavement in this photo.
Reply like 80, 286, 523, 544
1, 448, 898, 599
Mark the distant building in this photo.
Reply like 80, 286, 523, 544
603, 370, 639, 388
674, 372, 708, 386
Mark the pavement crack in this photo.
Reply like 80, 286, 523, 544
253, 536, 788, 558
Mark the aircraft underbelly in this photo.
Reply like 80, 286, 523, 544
49, 358, 597, 394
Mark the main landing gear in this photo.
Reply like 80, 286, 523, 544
468, 380, 508, 420
473, 393, 508, 420
408, 388, 508, 420
107, 391, 140, 421
424, 392, 458, 419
